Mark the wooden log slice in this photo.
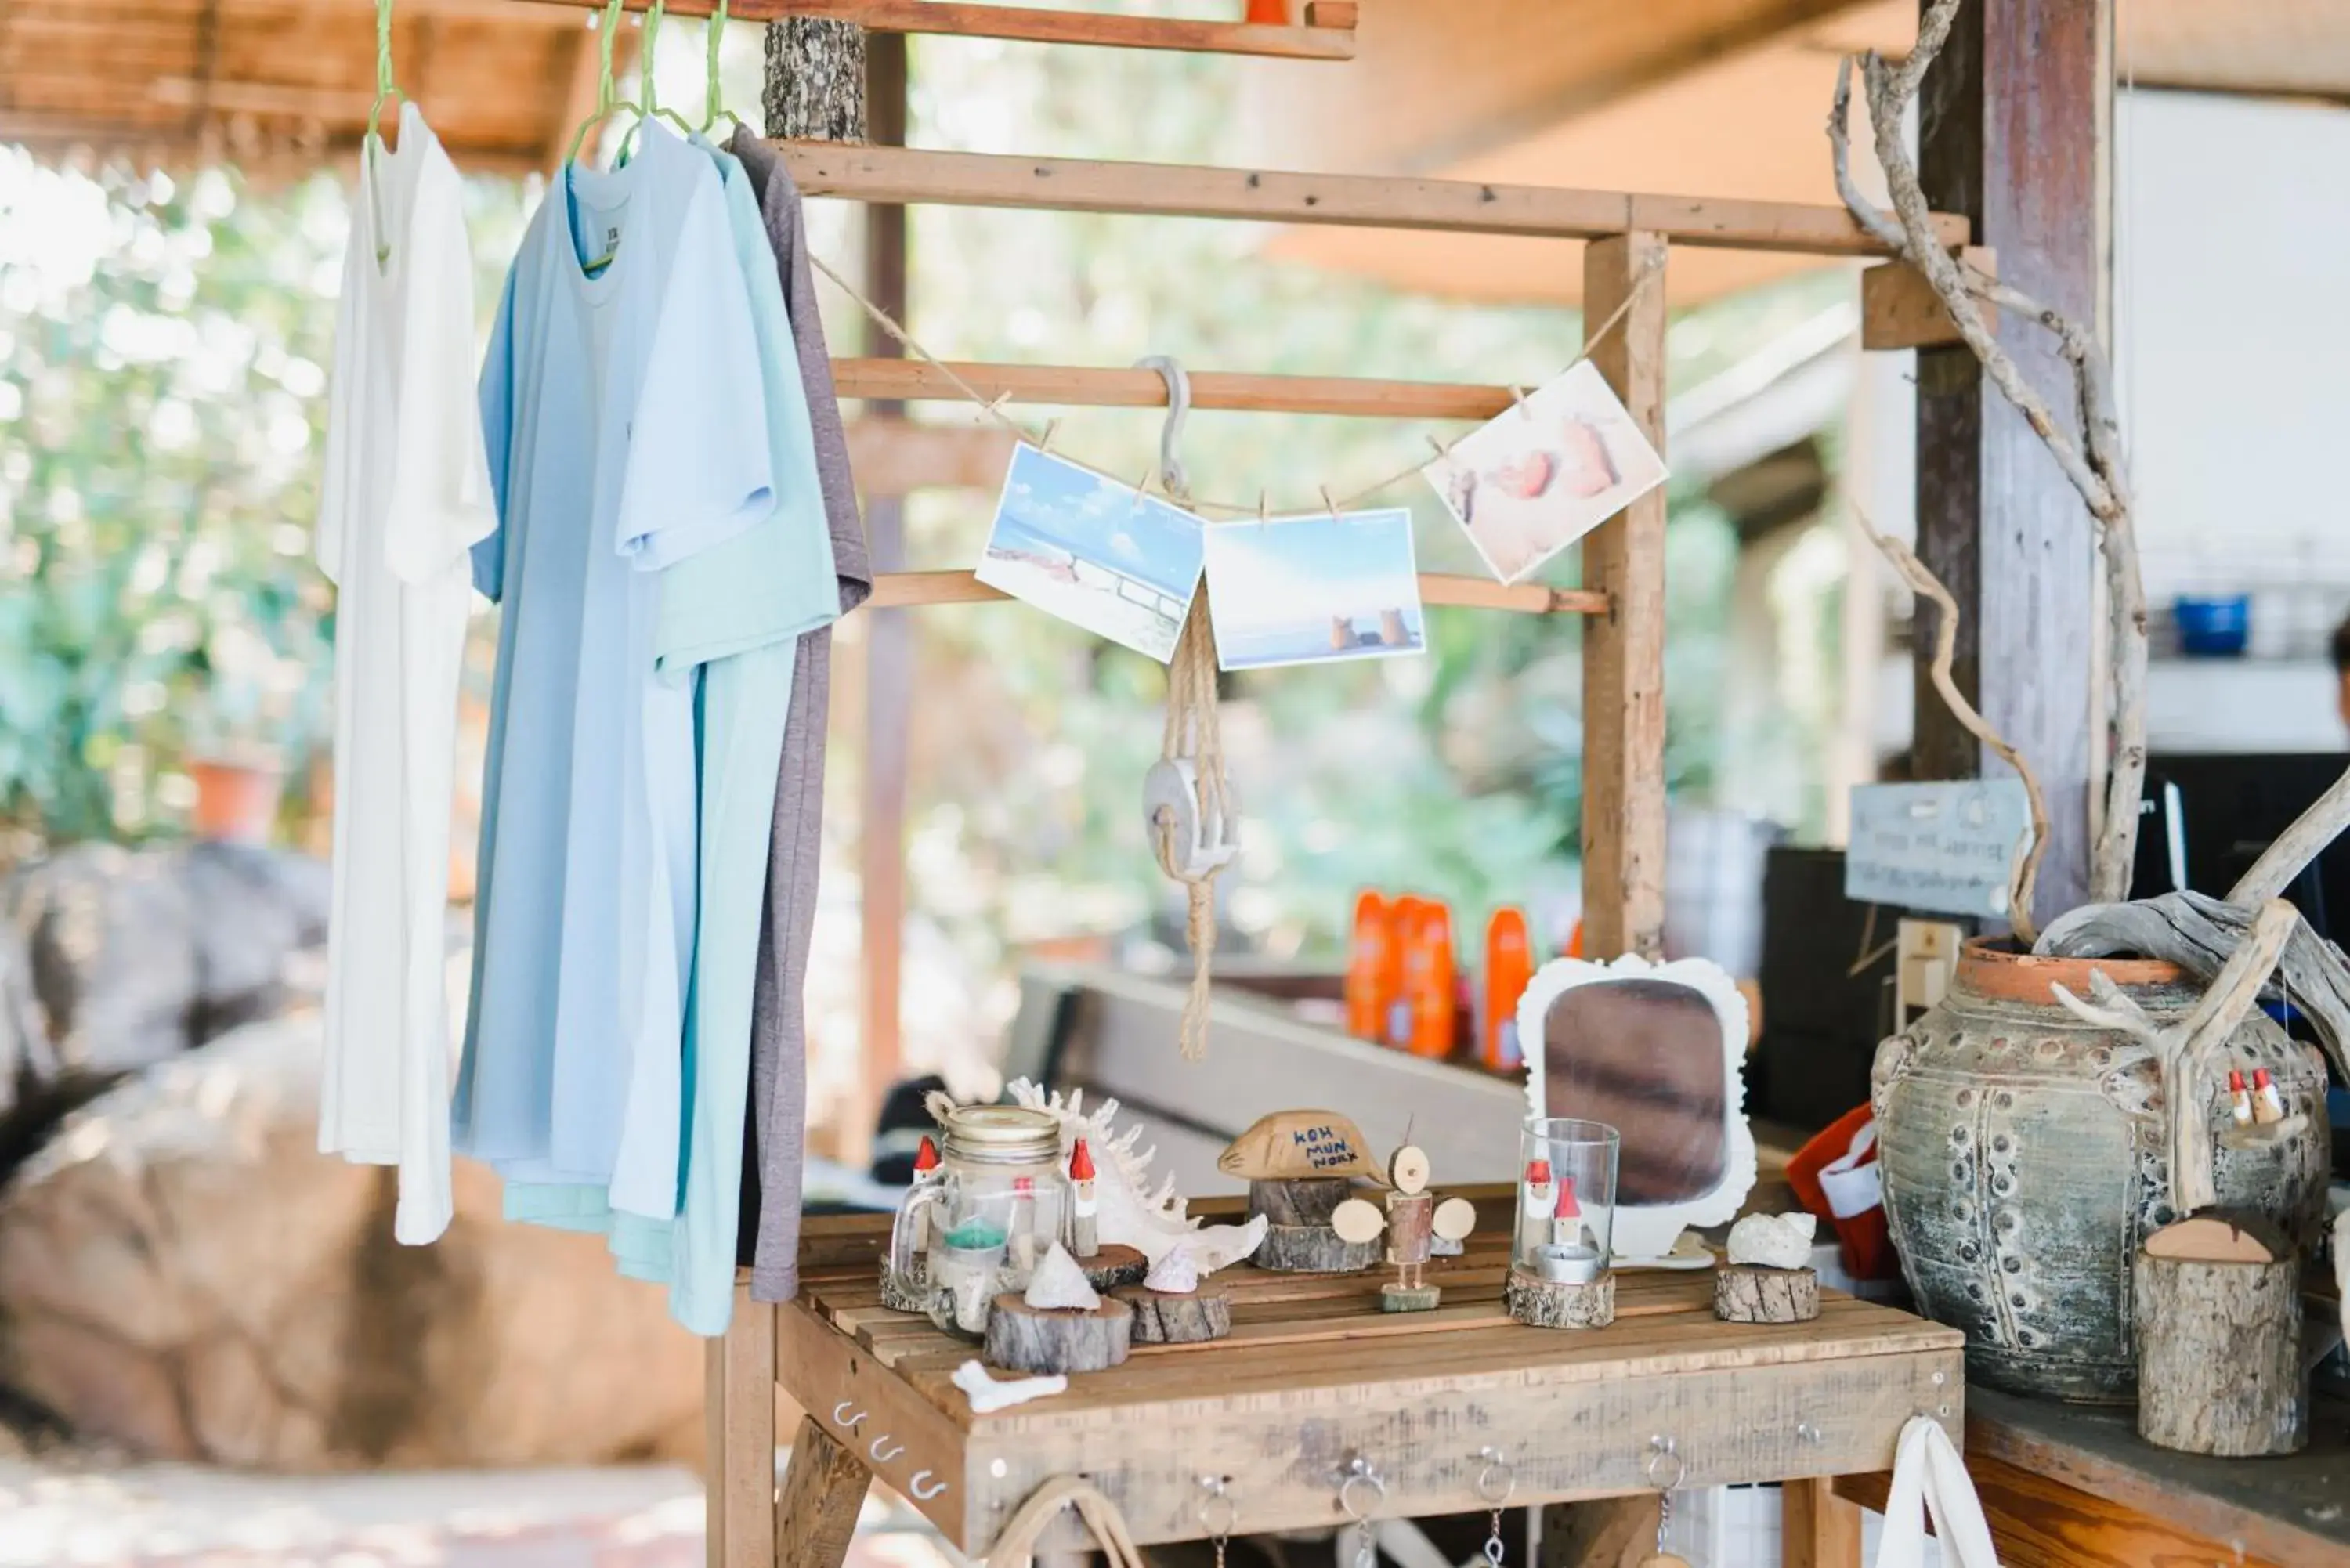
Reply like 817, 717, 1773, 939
1248, 1176, 1354, 1227
1712, 1264, 1820, 1324
984, 1293, 1134, 1375
1506, 1265, 1615, 1329
1250, 1220, 1380, 1274
877, 1269, 935, 1315
2134, 1249, 2305, 1456
1074, 1244, 1149, 1291
1112, 1284, 1232, 1344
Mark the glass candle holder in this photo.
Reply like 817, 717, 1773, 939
1516, 1118, 1620, 1284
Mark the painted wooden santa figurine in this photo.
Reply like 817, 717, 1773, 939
1067, 1138, 1099, 1258
1332, 1145, 1477, 1312
1519, 1157, 1556, 1259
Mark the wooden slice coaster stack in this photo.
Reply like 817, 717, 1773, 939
985, 1293, 1135, 1375
1113, 1283, 1232, 1343
1712, 1263, 1820, 1324
1506, 1266, 1615, 1329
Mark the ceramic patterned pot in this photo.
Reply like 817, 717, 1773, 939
1872, 941, 2331, 1404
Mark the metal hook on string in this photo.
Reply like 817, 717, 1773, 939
1135, 354, 1191, 502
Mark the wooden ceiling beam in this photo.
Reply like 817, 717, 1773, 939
778, 140, 1969, 257
506, 0, 1358, 61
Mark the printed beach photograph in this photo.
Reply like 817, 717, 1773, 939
1200, 508, 1426, 672
976, 443, 1206, 663
1421, 359, 1668, 584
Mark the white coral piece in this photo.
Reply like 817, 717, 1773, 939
952, 1360, 1066, 1414
1007, 1078, 1267, 1270
1727, 1212, 1817, 1271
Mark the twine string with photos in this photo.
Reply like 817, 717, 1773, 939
805, 248, 1665, 521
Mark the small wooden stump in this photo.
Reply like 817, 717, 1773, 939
984, 1293, 1134, 1375
2135, 1219, 2305, 1457
1113, 1284, 1231, 1344
1249, 1176, 1353, 1227
1713, 1264, 1820, 1324
1379, 1283, 1442, 1313
1506, 1265, 1615, 1329
1252, 1221, 1379, 1274
1075, 1244, 1148, 1292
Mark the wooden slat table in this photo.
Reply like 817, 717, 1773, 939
712, 1196, 1965, 1564
1835, 1384, 2350, 1567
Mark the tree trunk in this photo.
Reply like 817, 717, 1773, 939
1251, 1222, 1378, 1274
762, 18, 866, 142
1506, 1267, 1616, 1329
2134, 1250, 2305, 1456
1248, 1176, 1351, 1227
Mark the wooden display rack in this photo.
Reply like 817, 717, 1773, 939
718, 1195, 1965, 1563
621, 9, 1977, 1563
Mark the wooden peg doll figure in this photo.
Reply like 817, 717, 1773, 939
1067, 1138, 1099, 1257
1332, 1145, 1477, 1311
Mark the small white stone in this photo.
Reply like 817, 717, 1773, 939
1726, 1212, 1817, 1271
1022, 1242, 1102, 1311
1144, 1245, 1201, 1295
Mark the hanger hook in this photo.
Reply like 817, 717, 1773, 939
365, 0, 400, 149
1135, 355, 1191, 503
702, 0, 732, 132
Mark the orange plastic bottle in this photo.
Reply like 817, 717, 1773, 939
1343, 891, 1398, 1042
1481, 907, 1534, 1072
1385, 894, 1426, 1048
1408, 901, 1458, 1059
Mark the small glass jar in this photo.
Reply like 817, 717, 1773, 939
884, 1105, 1068, 1327
1516, 1118, 1619, 1284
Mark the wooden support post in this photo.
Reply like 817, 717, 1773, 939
1540, 1495, 1663, 1567
1912, 0, 2110, 929
776, 1412, 872, 1568
1579, 231, 1668, 962
1781, 1476, 1864, 1568
855, 29, 910, 1171
704, 1292, 779, 1568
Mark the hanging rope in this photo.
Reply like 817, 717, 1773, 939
985, 1476, 1149, 1567
1136, 356, 1232, 1063
804, 247, 1665, 518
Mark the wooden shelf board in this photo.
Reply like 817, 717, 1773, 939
777, 141, 1969, 258
871, 569, 1605, 616
509, 0, 1357, 61
832, 357, 1518, 421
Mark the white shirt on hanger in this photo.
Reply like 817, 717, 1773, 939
315, 101, 495, 1245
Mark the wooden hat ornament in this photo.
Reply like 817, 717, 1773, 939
1331, 1145, 1477, 1312
1217, 1110, 1383, 1181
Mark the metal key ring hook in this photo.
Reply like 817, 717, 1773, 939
1135, 354, 1191, 500
1338, 1458, 1387, 1523
1644, 1435, 1687, 1491
1195, 1474, 1239, 1537
869, 1434, 905, 1463
1475, 1447, 1516, 1506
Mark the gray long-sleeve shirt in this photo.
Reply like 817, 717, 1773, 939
729, 132, 871, 1301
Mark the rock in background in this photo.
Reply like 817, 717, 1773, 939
0, 844, 704, 1471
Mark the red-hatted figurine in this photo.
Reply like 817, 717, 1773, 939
1068, 1138, 1100, 1257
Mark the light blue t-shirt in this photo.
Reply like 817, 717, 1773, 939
457, 124, 773, 1182
504, 146, 843, 1335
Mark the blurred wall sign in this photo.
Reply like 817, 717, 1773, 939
1846, 780, 2034, 919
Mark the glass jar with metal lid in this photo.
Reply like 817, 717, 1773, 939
884, 1104, 1069, 1333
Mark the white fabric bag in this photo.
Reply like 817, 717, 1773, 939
1873, 1415, 2000, 1568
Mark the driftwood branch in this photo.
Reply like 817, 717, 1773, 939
2040, 888, 2350, 1083
2229, 762, 2350, 907
2050, 899, 2298, 1216
1853, 506, 2049, 944
1829, 0, 2149, 905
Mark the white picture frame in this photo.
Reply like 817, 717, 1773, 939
1517, 952, 1756, 1265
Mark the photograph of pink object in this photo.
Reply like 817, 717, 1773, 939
1422, 359, 1666, 584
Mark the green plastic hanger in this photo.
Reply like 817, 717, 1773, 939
565, 0, 641, 171
616, 0, 698, 162
363, 0, 403, 266
699, 0, 746, 141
